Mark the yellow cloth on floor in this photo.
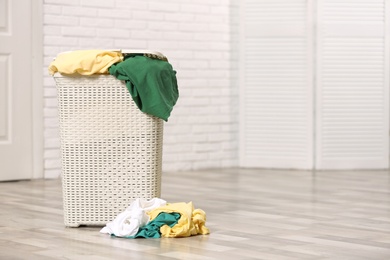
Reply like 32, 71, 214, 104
48, 49, 123, 75
147, 202, 210, 238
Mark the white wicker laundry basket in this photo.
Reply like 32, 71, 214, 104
54, 71, 163, 227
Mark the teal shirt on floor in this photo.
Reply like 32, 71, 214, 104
109, 55, 179, 121
125, 212, 181, 239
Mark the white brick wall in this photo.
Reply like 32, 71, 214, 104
43, 0, 239, 178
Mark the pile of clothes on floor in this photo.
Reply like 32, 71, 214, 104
100, 198, 209, 239
48, 49, 179, 122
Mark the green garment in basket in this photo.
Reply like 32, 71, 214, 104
126, 212, 181, 239
109, 55, 179, 121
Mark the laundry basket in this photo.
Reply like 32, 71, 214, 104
53, 51, 165, 227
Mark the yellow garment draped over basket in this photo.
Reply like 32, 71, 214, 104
147, 202, 210, 238
48, 49, 123, 75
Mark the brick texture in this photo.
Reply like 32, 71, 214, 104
43, 0, 239, 177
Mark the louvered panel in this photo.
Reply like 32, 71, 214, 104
323, 0, 384, 22
316, 0, 389, 169
240, 0, 313, 169
245, 0, 306, 22
244, 0, 308, 38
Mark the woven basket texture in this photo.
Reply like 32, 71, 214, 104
54, 74, 163, 227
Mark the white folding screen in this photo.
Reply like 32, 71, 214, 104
240, 0, 389, 170
239, 0, 314, 169
316, 0, 389, 169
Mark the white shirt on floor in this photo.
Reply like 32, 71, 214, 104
100, 198, 167, 237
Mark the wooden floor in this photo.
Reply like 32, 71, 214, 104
1, 168, 390, 259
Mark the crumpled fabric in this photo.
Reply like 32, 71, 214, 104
48, 49, 123, 75
147, 202, 210, 238
108, 55, 179, 121
100, 198, 166, 237
128, 212, 181, 239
